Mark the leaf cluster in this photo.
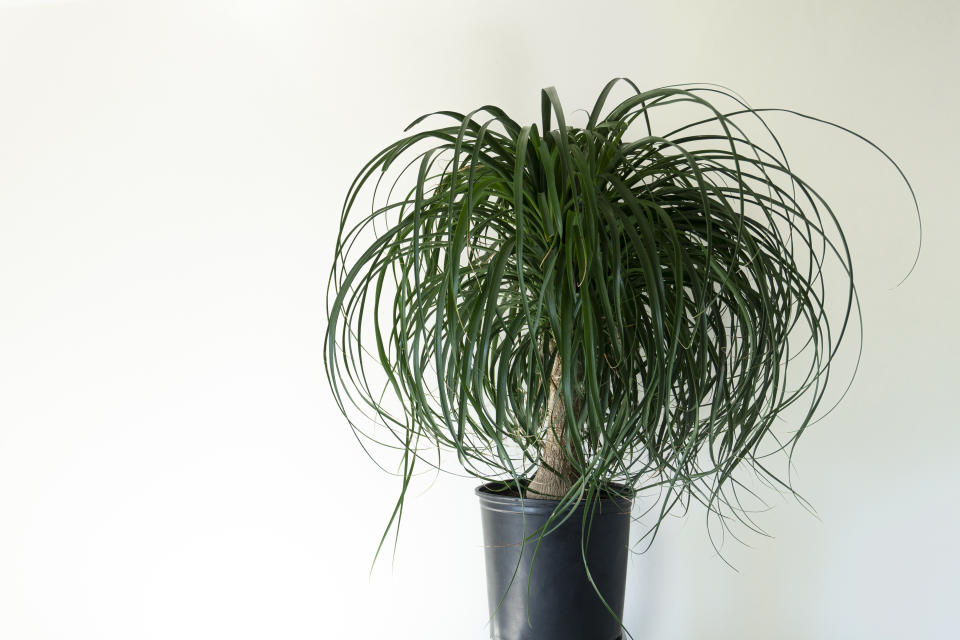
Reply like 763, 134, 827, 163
325, 79, 917, 550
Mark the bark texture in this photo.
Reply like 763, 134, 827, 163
527, 353, 578, 499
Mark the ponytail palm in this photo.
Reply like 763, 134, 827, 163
325, 79, 918, 553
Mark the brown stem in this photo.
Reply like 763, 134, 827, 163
527, 350, 578, 499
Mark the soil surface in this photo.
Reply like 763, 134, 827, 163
484, 481, 631, 501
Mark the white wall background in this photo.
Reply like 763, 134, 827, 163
1, 1, 957, 638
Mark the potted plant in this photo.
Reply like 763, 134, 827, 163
325, 79, 917, 639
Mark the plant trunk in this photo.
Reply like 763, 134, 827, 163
527, 353, 577, 499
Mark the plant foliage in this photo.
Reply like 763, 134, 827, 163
325, 79, 918, 556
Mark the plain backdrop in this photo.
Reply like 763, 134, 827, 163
1, 1, 958, 639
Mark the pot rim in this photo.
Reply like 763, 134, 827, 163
476, 479, 634, 515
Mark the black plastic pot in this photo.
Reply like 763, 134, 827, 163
476, 481, 633, 640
